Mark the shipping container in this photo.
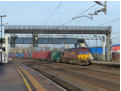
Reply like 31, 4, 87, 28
32, 52, 38, 59
89, 47, 106, 55
15, 53, 17, 57
9, 53, 12, 57
12, 53, 15, 57
17, 53, 24, 58
39, 51, 51, 60
51, 51, 61, 61
28, 53, 32, 58
24, 53, 28, 58
112, 46, 120, 52
32, 52, 40, 59
112, 52, 120, 61
32, 52, 35, 59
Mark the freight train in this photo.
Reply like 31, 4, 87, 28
9, 47, 92, 65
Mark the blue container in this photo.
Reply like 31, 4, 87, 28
17, 53, 24, 58
28, 53, 32, 58
15, 53, 18, 57
17, 53, 19, 57
17, 53, 20, 57
9, 53, 12, 57
21, 53, 24, 58
89, 47, 106, 55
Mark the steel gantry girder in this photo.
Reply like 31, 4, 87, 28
4, 25, 111, 34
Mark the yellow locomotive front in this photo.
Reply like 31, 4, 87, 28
77, 49, 90, 61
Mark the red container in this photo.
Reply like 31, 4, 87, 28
32, 51, 51, 60
32, 52, 38, 59
24, 53, 28, 58
39, 51, 51, 60
112, 46, 120, 52
32, 52, 35, 58
32, 51, 41, 59
12, 53, 15, 57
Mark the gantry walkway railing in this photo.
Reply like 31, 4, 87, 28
4, 25, 111, 34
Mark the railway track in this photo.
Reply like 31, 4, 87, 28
41, 64, 119, 84
29, 60, 120, 76
23, 61, 120, 91
12, 58, 120, 91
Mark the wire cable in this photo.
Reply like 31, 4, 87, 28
100, 18, 120, 25
73, 3, 97, 19
44, 2, 62, 25
58, 2, 62, 25
58, 3, 97, 27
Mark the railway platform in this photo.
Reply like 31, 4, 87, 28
91, 61, 120, 67
0, 62, 66, 91
0, 63, 27, 91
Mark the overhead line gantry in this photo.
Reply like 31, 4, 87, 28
4, 25, 112, 61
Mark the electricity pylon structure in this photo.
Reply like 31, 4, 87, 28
88, 1, 107, 20
72, 1, 107, 20
94, 1, 107, 14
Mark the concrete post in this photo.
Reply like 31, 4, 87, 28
106, 33, 112, 61
5, 33, 8, 63
102, 36, 105, 60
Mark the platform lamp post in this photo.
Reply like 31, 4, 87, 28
0, 15, 7, 63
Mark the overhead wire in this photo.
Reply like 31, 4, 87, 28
58, 1, 62, 25
99, 18, 120, 37
112, 32, 120, 37
73, 3, 97, 19
101, 18, 120, 41
58, 3, 97, 27
43, 2, 62, 25
100, 18, 120, 25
